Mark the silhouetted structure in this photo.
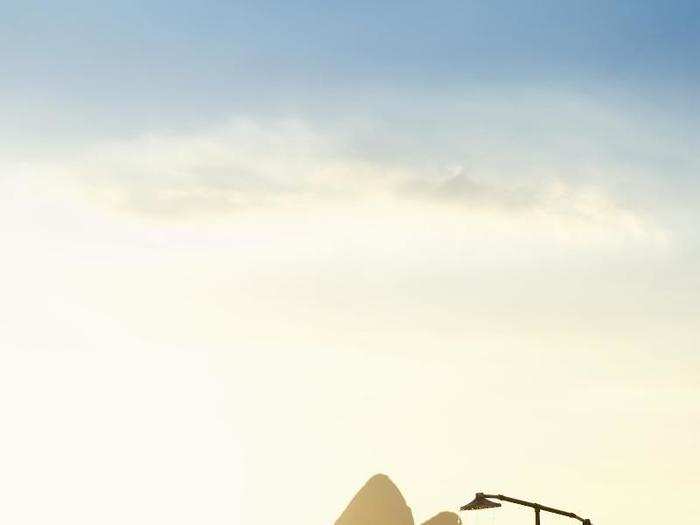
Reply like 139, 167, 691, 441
461, 493, 592, 525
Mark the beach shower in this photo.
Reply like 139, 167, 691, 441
460, 493, 592, 525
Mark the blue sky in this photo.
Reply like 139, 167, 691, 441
4, 1, 700, 135
4, 1, 699, 214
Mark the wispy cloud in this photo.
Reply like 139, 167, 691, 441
4, 113, 668, 244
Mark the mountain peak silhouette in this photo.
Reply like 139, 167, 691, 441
336, 474, 461, 525
422, 511, 462, 525
335, 474, 414, 525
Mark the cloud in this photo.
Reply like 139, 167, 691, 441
3, 115, 667, 244
399, 170, 656, 238
42, 118, 401, 216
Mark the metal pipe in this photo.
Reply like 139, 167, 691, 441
464, 493, 592, 525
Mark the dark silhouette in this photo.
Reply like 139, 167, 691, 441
461, 493, 592, 525
336, 474, 460, 525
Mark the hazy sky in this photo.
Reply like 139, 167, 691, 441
2, 3, 699, 525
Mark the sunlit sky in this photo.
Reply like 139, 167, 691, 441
1, 2, 699, 525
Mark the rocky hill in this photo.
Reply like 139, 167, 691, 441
335, 474, 460, 525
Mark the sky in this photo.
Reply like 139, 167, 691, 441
1, 2, 699, 525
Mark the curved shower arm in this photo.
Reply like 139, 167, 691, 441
464, 493, 592, 525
